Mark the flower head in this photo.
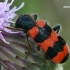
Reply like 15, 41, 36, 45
0, 0, 24, 44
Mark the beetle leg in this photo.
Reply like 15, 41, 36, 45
37, 45, 40, 51
32, 14, 37, 21
25, 34, 31, 58
53, 25, 60, 33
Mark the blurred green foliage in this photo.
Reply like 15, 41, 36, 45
1, 0, 70, 70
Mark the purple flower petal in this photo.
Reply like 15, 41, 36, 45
0, 31, 9, 44
0, 0, 24, 44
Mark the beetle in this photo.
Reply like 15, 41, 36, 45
14, 14, 69, 63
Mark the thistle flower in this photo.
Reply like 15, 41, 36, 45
0, 0, 66, 70
0, 0, 24, 44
